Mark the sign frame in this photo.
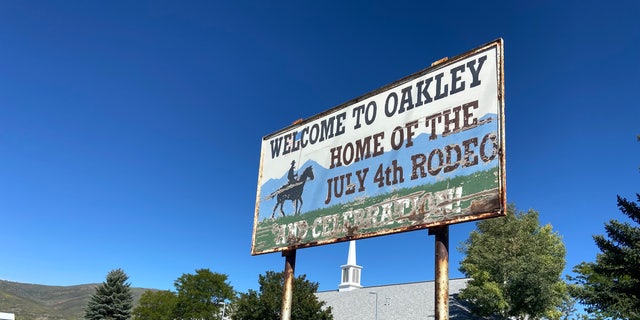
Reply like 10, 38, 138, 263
252, 39, 506, 255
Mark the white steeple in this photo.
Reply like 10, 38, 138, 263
338, 240, 362, 292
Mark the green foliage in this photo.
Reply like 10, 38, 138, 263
84, 268, 134, 320
131, 290, 178, 320
254, 168, 499, 252
173, 268, 235, 320
0, 279, 149, 320
569, 194, 640, 319
131, 268, 234, 320
231, 271, 332, 320
458, 205, 568, 319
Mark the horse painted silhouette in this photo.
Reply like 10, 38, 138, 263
269, 166, 314, 218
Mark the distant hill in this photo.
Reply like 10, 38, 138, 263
0, 280, 151, 320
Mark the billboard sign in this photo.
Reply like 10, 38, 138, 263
252, 39, 505, 255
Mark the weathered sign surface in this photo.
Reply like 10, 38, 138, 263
252, 39, 505, 255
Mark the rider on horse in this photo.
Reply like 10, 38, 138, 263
288, 160, 298, 185
271, 164, 314, 218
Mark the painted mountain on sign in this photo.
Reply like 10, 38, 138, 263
256, 114, 499, 220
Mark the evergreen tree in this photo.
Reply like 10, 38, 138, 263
85, 268, 134, 320
231, 271, 332, 320
458, 205, 568, 319
570, 194, 640, 319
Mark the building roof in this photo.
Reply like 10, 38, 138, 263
316, 278, 480, 320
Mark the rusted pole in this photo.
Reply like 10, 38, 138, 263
429, 226, 449, 320
281, 249, 296, 320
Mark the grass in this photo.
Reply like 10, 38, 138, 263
254, 166, 500, 253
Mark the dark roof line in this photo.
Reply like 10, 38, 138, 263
317, 277, 470, 293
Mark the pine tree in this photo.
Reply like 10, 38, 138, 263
570, 194, 640, 319
85, 268, 134, 320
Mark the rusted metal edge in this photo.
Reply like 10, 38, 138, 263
251, 208, 504, 255
497, 39, 507, 217
251, 39, 507, 256
251, 148, 265, 255
431, 57, 449, 67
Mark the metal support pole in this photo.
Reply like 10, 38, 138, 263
281, 249, 296, 320
429, 226, 449, 320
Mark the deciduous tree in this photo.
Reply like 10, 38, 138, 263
174, 268, 235, 320
231, 271, 332, 320
458, 205, 567, 319
85, 268, 134, 320
132, 290, 177, 320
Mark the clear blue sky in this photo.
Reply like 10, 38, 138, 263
1, 1, 638, 295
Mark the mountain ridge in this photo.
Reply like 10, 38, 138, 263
0, 279, 151, 320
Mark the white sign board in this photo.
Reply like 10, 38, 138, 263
253, 39, 505, 255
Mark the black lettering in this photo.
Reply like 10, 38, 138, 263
309, 123, 319, 144
290, 131, 300, 152
300, 127, 309, 148
283, 134, 292, 155
415, 78, 433, 107
467, 55, 487, 87
335, 112, 347, 136
450, 64, 465, 94
364, 101, 377, 125
385, 92, 398, 117
319, 117, 336, 141
269, 137, 283, 158
399, 85, 414, 113
434, 73, 448, 100
352, 104, 365, 129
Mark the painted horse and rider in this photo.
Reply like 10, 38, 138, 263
287, 160, 298, 185
267, 160, 314, 217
